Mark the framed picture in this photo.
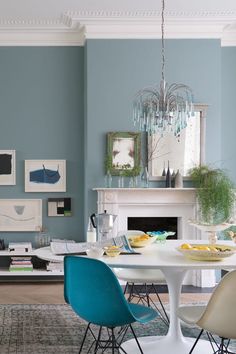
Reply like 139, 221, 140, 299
25, 160, 66, 192
0, 199, 42, 231
48, 198, 72, 217
106, 132, 141, 176
0, 150, 16, 185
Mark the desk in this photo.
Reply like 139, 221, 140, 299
35, 240, 236, 354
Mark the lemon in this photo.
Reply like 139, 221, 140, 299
180, 243, 192, 250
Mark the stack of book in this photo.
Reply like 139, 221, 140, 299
9, 257, 33, 272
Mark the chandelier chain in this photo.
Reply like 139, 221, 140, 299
161, 0, 165, 82
132, 0, 194, 137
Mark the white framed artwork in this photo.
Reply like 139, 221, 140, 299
0, 199, 42, 231
0, 150, 16, 185
25, 160, 66, 192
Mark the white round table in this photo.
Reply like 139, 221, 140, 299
35, 240, 236, 354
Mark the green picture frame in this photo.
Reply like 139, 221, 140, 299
106, 132, 141, 176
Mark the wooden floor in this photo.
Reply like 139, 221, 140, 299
0, 282, 212, 304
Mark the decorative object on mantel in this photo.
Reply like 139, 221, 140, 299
189, 165, 235, 244
165, 160, 171, 188
104, 169, 112, 188
141, 165, 149, 188
174, 169, 183, 188
132, 0, 194, 137
106, 132, 141, 177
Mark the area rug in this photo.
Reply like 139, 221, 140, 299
0, 304, 234, 354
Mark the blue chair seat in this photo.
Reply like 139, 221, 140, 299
128, 303, 157, 323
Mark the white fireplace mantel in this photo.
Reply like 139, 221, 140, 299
93, 188, 198, 239
93, 188, 216, 287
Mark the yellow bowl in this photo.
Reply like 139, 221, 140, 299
104, 246, 121, 257
177, 244, 236, 261
128, 234, 156, 248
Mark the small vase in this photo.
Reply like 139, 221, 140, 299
174, 169, 183, 188
105, 170, 112, 188
129, 176, 138, 188
141, 166, 149, 188
165, 161, 171, 188
118, 172, 124, 188
161, 162, 166, 177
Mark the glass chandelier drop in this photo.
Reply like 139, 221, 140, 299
133, 0, 194, 137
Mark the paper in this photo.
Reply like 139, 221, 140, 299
50, 235, 135, 255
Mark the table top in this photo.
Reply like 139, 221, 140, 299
35, 240, 236, 270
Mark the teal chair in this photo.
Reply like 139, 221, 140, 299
64, 255, 157, 353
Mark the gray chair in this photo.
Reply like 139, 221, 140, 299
114, 230, 169, 326
177, 270, 236, 354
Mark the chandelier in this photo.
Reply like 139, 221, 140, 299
133, 0, 194, 136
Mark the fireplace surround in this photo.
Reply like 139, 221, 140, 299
93, 188, 216, 287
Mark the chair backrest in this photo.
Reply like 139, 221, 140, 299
64, 255, 136, 327
197, 270, 236, 339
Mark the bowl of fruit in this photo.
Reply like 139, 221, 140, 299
177, 243, 236, 261
128, 234, 156, 248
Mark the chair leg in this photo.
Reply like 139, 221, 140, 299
94, 326, 102, 353
189, 329, 204, 354
78, 322, 91, 354
129, 324, 144, 354
151, 283, 169, 324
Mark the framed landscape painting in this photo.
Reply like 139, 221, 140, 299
25, 160, 66, 192
0, 199, 42, 231
0, 150, 16, 185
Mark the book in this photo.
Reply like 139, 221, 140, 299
9, 267, 33, 272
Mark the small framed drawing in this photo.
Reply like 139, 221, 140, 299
0, 150, 16, 185
0, 199, 42, 231
25, 160, 66, 192
48, 198, 72, 217
106, 132, 141, 176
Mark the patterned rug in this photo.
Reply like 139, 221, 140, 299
0, 304, 235, 354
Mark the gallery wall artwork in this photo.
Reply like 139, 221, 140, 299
48, 198, 71, 216
0, 150, 16, 185
0, 199, 42, 231
25, 160, 66, 192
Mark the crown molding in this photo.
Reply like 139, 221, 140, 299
0, 10, 235, 46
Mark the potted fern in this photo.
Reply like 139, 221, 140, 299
189, 165, 235, 225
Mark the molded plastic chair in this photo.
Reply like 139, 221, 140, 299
114, 230, 169, 326
64, 255, 157, 353
177, 270, 236, 354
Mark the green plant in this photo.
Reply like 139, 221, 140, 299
189, 165, 235, 224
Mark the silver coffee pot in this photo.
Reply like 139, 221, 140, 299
90, 210, 117, 242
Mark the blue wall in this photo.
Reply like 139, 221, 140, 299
0, 47, 84, 245
85, 39, 222, 221
221, 47, 236, 181
0, 40, 233, 243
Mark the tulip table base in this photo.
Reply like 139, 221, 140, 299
122, 268, 212, 354
121, 336, 212, 354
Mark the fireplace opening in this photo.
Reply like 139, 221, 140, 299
127, 217, 178, 239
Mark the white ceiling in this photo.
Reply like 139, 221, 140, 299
0, 0, 235, 46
